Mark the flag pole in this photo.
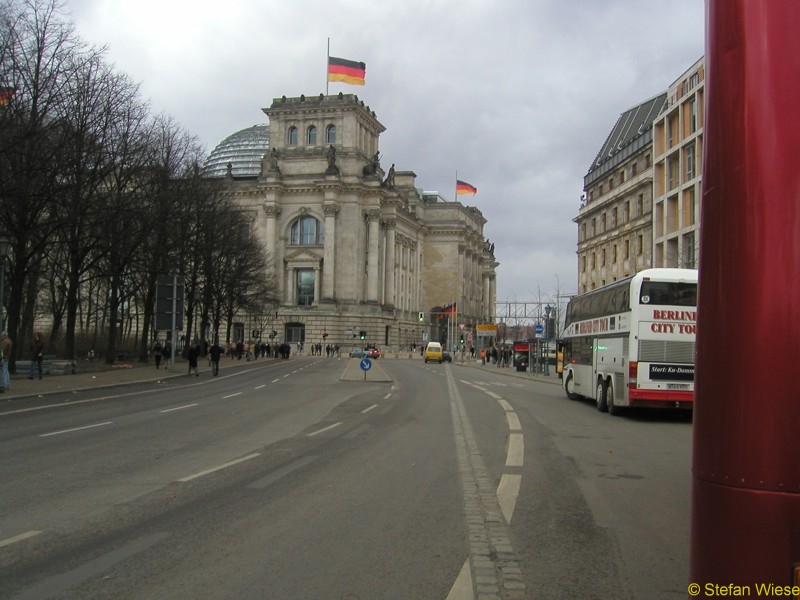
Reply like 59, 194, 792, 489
454, 170, 458, 203
326, 38, 330, 95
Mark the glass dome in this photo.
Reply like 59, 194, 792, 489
203, 124, 269, 178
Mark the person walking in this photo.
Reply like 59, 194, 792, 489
163, 340, 172, 369
0, 331, 12, 393
29, 332, 45, 380
187, 344, 200, 377
209, 340, 222, 376
152, 338, 163, 369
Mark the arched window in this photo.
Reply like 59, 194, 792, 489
307, 126, 317, 145
290, 216, 324, 245
288, 126, 298, 145
326, 124, 336, 144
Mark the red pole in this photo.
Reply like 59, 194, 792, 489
692, 0, 800, 593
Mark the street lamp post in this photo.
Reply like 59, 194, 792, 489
544, 304, 553, 376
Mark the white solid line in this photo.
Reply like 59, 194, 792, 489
177, 453, 261, 482
0, 530, 42, 548
361, 404, 379, 414
222, 392, 242, 399
306, 422, 342, 437
40, 421, 113, 437
506, 432, 524, 467
161, 404, 198, 413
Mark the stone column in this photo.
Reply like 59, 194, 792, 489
365, 209, 381, 303
264, 203, 281, 302
322, 203, 338, 302
383, 218, 397, 308
313, 266, 320, 304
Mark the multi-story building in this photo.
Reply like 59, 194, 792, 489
575, 57, 705, 293
576, 93, 666, 293
202, 93, 498, 350
652, 57, 705, 269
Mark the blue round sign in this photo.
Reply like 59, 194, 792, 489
534, 323, 544, 334
360, 358, 373, 371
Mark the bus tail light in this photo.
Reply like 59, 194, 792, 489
628, 361, 638, 389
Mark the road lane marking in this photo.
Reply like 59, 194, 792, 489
383, 393, 392, 399
497, 398, 514, 412
254, 384, 266, 390
0, 530, 42, 548
497, 473, 522, 523
40, 422, 113, 437
506, 432, 524, 467
306, 422, 342, 437
506, 411, 521, 431
222, 392, 242, 399
361, 404, 379, 414
177, 453, 261, 482
160, 403, 198, 413
271, 378, 280, 383
445, 369, 526, 598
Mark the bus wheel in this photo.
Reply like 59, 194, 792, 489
607, 381, 622, 416
565, 372, 579, 400
596, 379, 608, 412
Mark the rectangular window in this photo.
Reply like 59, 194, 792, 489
637, 194, 644, 217
625, 240, 630, 258
296, 269, 315, 306
685, 142, 696, 180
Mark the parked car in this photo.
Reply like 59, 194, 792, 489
442, 351, 453, 363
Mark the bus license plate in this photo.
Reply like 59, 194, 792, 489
666, 383, 690, 390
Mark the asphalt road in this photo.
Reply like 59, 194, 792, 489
0, 357, 692, 599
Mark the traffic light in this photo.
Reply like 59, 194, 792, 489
459, 334, 465, 344
418, 312, 424, 322
359, 330, 366, 340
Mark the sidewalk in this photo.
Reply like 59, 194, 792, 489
0, 356, 269, 402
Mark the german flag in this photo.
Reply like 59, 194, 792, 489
0, 86, 16, 106
328, 56, 366, 86
456, 180, 477, 195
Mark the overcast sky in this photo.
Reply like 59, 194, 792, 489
64, 0, 705, 304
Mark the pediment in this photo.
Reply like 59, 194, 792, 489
284, 248, 322, 264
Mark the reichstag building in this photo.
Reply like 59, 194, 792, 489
203, 93, 498, 351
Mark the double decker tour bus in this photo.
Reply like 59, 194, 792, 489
562, 268, 698, 414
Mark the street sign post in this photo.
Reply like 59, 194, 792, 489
359, 357, 372, 381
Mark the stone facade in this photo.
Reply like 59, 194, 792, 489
209, 93, 498, 351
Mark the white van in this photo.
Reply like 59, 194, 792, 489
424, 342, 444, 363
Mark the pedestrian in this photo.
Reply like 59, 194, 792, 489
152, 338, 163, 369
188, 344, 200, 376
29, 331, 44, 380
0, 331, 12, 393
163, 340, 172, 369
209, 340, 222, 376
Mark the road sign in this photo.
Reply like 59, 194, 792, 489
360, 358, 372, 371
534, 323, 544, 334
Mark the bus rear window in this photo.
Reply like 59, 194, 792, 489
639, 281, 697, 306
